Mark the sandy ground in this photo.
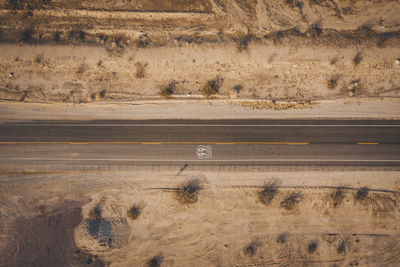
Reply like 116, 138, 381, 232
0, 170, 399, 266
1, 98, 400, 121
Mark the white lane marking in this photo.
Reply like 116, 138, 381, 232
1, 158, 400, 162
1, 124, 400, 127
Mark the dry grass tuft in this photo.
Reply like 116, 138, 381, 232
159, 81, 177, 99
258, 179, 280, 205
327, 75, 339, 90
148, 253, 163, 267
135, 62, 147, 78
244, 239, 261, 256
330, 188, 345, 208
176, 179, 203, 204
353, 52, 363, 66
277, 233, 287, 244
280, 192, 302, 210
337, 240, 346, 255
201, 77, 223, 98
354, 187, 369, 202
127, 203, 145, 220
89, 205, 102, 219
307, 240, 318, 254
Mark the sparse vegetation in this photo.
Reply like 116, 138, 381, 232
331, 188, 345, 208
277, 233, 287, 244
309, 22, 322, 38
127, 203, 145, 220
76, 63, 87, 74
137, 33, 150, 48
53, 31, 62, 43
135, 62, 147, 78
280, 192, 302, 210
159, 81, 177, 99
233, 85, 242, 93
237, 34, 253, 51
337, 240, 346, 255
307, 241, 318, 254
258, 179, 280, 205
89, 205, 102, 219
330, 56, 340, 65
244, 239, 261, 256
353, 52, 363, 66
176, 179, 203, 204
34, 54, 44, 65
21, 27, 34, 42
148, 253, 163, 267
68, 30, 85, 42
355, 187, 369, 202
327, 75, 339, 90
201, 77, 223, 98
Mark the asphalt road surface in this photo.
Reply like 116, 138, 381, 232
0, 119, 399, 170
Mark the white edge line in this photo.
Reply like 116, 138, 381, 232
1, 158, 400, 162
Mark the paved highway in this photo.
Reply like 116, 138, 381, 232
0, 120, 399, 170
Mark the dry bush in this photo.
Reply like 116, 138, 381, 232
137, 33, 150, 48
201, 77, 223, 98
258, 179, 280, 205
127, 203, 145, 220
76, 63, 87, 74
21, 27, 34, 42
271, 30, 287, 44
327, 75, 339, 90
280, 192, 302, 210
353, 52, 363, 66
148, 253, 163, 267
89, 205, 102, 219
68, 30, 85, 42
331, 188, 345, 208
337, 240, 346, 255
330, 56, 340, 65
244, 239, 261, 256
277, 233, 287, 244
237, 34, 253, 52
309, 22, 323, 38
233, 85, 242, 93
354, 187, 369, 202
135, 62, 147, 78
34, 53, 44, 65
53, 31, 62, 43
159, 81, 177, 99
176, 179, 203, 204
307, 240, 318, 254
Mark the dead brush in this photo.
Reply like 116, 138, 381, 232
135, 62, 147, 78
330, 188, 345, 208
148, 253, 163, 267
176, 179, 203, 204
89, 205, 102, 219
127, 203, 145, 220
337, 240, 346, 255
327, 75, 339, 90
201, 77, 223, 98
307, 240, 318, 254
258, 179, 280, 205
159, 81, 177, 99
280, 192, 302, 210
353, 52, 363, 66
244, 239, 261, 256
354, 187, 369, 203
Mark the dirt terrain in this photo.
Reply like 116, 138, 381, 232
0, 171, 399, 266
0, 0, 399, 103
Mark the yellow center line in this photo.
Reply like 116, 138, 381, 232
141, 142, 163, 145
357, 142, 380, 145
69, 142, 89, 145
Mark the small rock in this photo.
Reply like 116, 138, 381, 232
9, 72, 14, 77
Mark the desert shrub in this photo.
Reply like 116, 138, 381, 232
34, 53, 44, 64
354, 187, 369, 202
21, 27, 34, 42
331, 188, 345, 208
176, 179, 202, 204
330, 56, 340, 65
201, 77, 223, 98
337, 240, 346, 255
76, 63, 87, 74
280, 192, 302, 210
53, 31, 62, 42
137, 33, 150, 48
272, 30, 287, 44
244, 239, 261, 256
68, 30, 85, 42
258, 179, 280, 205
353, 52, 363, 65
237, 34, 253, 52
159, 81, 177, 99
233, 85, 242, 93
277, 233, 287, 244
148, 253, 163, 267
89, 205, 102, 219
327, 75, 339, 90
307, 241, 318, 254
127, 203, 145, 220
135, 62, 147, 78
309, 22, 322, 38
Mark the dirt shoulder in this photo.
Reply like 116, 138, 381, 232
1, 98, 399, 121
